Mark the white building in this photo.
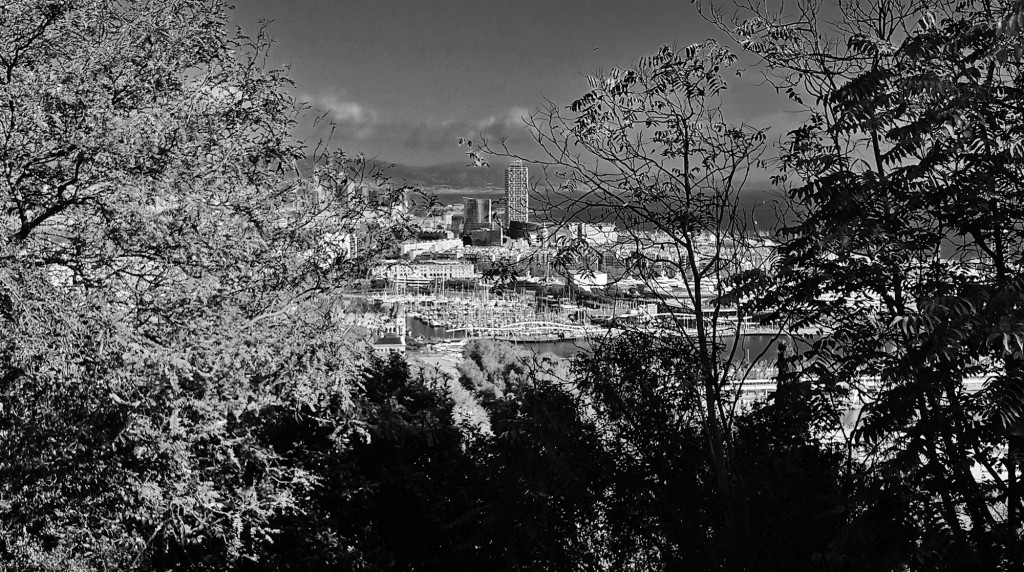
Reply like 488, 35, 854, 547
399, 238, 464, 258
373, 259, 479, 286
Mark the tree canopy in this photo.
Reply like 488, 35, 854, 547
1, 0, 409, 568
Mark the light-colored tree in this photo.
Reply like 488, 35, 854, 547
0, 1, 411, 568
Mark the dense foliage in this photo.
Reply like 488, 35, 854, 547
696, 0, 1024, 567
0, 0, 409, 568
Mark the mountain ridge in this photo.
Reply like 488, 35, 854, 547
380, 160, 506, 189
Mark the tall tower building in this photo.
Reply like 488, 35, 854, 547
463, 197, 492, 231
505, 159, 529, 224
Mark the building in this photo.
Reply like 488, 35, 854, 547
463, 197, 492, 231
466, 227, 503, 247
371, 312, 407, 356
372, 259, 479, 287
318, 231, 354, 265
399, 238, 464, 258
506, 220, 531, 242
571, 271, 609, 290
505, 159, 529, 223
371, 333, 406, 356
575, 223, 618, 245
341, 180, 363, 207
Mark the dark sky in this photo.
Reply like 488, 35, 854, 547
231, 0, 794, 167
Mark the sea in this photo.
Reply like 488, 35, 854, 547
418, 187, 790, 231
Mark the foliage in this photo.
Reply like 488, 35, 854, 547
473, 39, 796, 566
570, 333, 717, 569
699, 0, 1024, 566
250, 352, 608, 572
457, 339, 532, 400
0, 0, 412, 569
457, 339, 569, 401
453, 332, 847, 571
244, 355, 482, 572
463, 366, 614, 571
450, 330, 847, 570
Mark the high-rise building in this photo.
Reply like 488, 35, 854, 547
462, 197, 492, 231
505, 159, 529, 224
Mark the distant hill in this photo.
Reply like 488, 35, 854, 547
381, 161, 504, 189
295, 155, 552, 190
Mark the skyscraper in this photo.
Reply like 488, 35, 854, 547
463, 197, 492, 231
505, 159, 529, 224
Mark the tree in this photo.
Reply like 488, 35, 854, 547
450, 331, 845, 571
0, 1, 411, 569
699, 0, 1024, 566
246, 354, 482, 572
477, 40, 785, 560
453, 341, 616, 570
464, 364, 614, 571
254, 344, 607, 572
570, 333, 717, 569
457, 339, 533, 401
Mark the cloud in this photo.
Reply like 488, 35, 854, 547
401, 108, 533, 150
476, 106, 531, 131
296, 92, 816, 171
294, 96, 543, 165
303, 93, 381, 140
319, 96, 373, 124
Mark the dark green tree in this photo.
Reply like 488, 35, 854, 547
569, 332, 841, 570
701, 0, 1024, 566
245, 354, 482, 572
452, 332, 844, 571
463, 365, 614, 571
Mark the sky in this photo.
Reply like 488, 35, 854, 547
230, 0, 796, 168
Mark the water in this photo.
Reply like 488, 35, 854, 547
425, 188, 787, 231
408, 316, 808, 363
